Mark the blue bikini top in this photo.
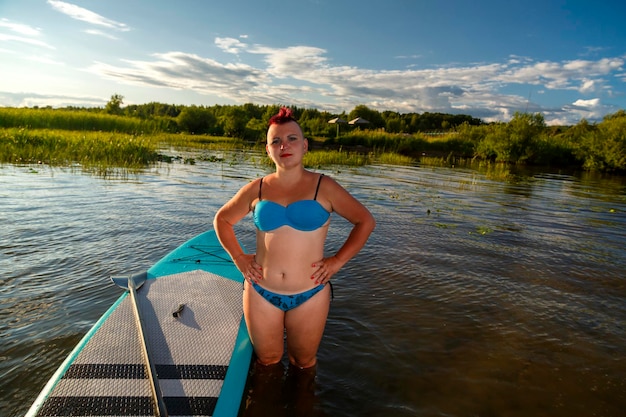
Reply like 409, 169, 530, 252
253, 174, 330, 232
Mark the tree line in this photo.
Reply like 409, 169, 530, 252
4, 94, 625, 172
88, 95, 484, 139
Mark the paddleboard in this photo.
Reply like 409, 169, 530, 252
26, 230, 252, 417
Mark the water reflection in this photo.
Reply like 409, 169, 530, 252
242, 361, 323, 417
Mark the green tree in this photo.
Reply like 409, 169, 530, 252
598, 111, 626, 171
105, 94, 124, 115
176, 105, 216, 134
506, 112, 546, 162
245, 117, 267, 142
476, 112, 546, 163
221, 107, 248, 138
573, 111, 626, 171
385, 117, 403, 133
348, 105, 384, 128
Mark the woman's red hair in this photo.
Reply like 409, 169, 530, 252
268, 107, 298, 126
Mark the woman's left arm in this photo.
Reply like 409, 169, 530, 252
312, 178, 375, 284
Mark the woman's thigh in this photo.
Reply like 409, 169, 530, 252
243, 283, 286, 364
284, 285, 331, 367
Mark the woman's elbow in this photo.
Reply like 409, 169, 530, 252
357, 211, 376, 234
366, 213, 376, 233
213, 210, 227, 231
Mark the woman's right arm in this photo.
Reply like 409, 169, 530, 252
213, 179, 261, 280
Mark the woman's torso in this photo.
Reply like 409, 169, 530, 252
252, 172, 330, 293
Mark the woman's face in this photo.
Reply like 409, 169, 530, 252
266, 121, 308, 166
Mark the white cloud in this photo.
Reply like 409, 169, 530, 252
499, 57, 624, 92
87, 51, 270, 103
0, 18, 41, 36
0, 18, 54, 49
581, 46, 609, 56
0, 33, 55, 49
250, 45, 329, 78
47, 0, 130, 31
13, 33, 624, 125
395, 54, 422, 60
84, 29, 119, 40
573, 98, 600, 108
0, 91, 104, 108
579, 79, 596, 93
215, 37, 247, 54
543, 97, 622, 125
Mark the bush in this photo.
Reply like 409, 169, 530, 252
571, 111, 626, 171
474, 113, 547, 163
176, 106, 216, 134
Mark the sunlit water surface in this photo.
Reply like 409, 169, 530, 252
1, 155, 625, 417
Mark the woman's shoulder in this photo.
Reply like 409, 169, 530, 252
230, 177, 263, 201
316, 172, 341, 190
315, 173, 349, 207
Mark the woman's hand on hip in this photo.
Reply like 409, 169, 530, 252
234, 253, 262, 284
311, 256, 342, 285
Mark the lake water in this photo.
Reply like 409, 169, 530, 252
1, 154, 625, 417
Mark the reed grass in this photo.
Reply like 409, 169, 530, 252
0, 125, 430, 174
303, 150, 372, 167
255, 149, 373, 168
0, 128, 159, 172
0, 107, 166, 134
158, 132, 246, 150
376, 152, 416, 165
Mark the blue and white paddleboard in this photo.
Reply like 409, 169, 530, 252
26, 230, 252, 417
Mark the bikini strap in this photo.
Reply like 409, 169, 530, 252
313, 174, 324, 200
260, 174, 322, 200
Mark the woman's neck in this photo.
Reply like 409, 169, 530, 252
274, 166, 305, 180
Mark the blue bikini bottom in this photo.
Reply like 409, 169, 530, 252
251, 282, 328, 311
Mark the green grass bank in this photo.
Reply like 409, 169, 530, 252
1, 106, 625, 174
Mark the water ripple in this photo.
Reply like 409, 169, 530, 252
2, 162, 626, 417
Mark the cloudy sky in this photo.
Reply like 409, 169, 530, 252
1, 0, 625, 125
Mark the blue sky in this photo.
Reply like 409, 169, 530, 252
1, 0, 625, 125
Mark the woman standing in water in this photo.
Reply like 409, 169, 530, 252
214, 107, 375, 370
